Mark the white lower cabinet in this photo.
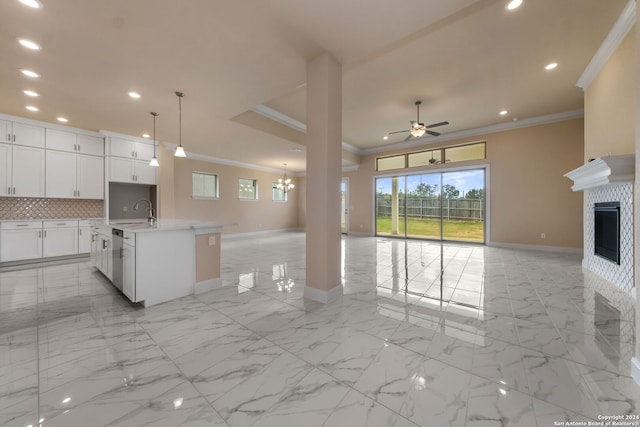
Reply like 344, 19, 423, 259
78, 222, 92, 254
93, 230, 112, 280
43, 221, 78, 258
0, 221, 43, 262
123, 236, 136, 301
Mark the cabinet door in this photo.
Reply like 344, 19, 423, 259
77, 154, 104, 199
0, 120, 11, 144
46, 129, 76, 152
77, 135, 104, 156
13, 145, 45, 197
134, 160, 157, 185
45, 150, 76, 198
43, 227, 78, 257
79, 226, 92, 254
110, 157, 134, 183
0, 229, 42, 262
0, 143, 12, 196
133, 142, 155, 161
123, 243, 136, 301
90, 231, 98, 264
12, 123, 45, 148
110, 137, 134, 158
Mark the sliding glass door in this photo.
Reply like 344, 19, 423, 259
376, 169, 485, 243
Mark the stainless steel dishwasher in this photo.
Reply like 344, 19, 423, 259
112, 228, 124, 292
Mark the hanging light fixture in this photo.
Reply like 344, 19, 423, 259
149, 112, 159, 167
410, 101, 427, 138
174, 91, 187, 157
276, 163, 295, 193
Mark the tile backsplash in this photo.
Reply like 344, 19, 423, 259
0, 198, 104, 220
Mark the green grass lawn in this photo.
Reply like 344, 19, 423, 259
376, 216, 484, 242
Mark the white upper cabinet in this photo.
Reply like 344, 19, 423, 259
0, 143, 11, 196
110, 137, 154, 161
46, 150, 76, 198
13, 145, 45, 197
0, 120, 11, 144
46, 150, 104, 199
76, 134, 104, 156
12, 123, 45, 148
46, 129, 76, 152
77, 154, 104, 199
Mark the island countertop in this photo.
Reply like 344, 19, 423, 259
104, 219, 225, 234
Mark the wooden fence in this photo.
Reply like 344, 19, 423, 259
376, 197, 483, 221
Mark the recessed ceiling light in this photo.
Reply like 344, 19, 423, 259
25, 105, 39, 112
142, 133, 150, 138
499, 110, 508, 116
20, 69, 39, 78
505, 0, 522, 10
545, 62, 558, 70
18, 0, 43, 8
128, 91, 141, 99
383, 136, 389, 140
18, 38, 41, 50
23, 90, 39, 97
57, 117, 68, 123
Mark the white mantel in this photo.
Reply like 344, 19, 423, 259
564, 155, 635, 192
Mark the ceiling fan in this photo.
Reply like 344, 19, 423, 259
388, 101, 449, 141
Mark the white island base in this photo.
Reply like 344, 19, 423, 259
92, 220, 223, 307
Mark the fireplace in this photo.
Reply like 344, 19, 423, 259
594, 202, 620, 265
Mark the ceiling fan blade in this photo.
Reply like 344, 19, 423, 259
426, 121, 449, 129
388, 129, 410, 135
403, 134, 414, 142
426, 130, 441, 137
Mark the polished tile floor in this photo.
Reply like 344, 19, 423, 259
1, 231, 638, 426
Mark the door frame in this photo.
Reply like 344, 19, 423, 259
341, 177, 349, 234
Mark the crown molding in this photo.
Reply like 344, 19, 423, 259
162, 141, 303, 176
576, 0, 636, 90
362, 109, 584, 155
251, 104, 362, 154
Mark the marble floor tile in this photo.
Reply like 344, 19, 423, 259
0, 233, 637, 426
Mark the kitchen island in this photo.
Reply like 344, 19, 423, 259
91, 219, 223, 307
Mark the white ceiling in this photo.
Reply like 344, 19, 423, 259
0, 0, 628, 172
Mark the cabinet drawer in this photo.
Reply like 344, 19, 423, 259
44, 220, 79, 229
1, 221, 43, 230
123, 231, 136, 245
79, 220, 96, 227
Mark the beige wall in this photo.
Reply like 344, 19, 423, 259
344, 119, 585, 249
585, 29, 637, 160
168, 157, 299, 234
158, 145, 176, 219
195, 233, 221, 282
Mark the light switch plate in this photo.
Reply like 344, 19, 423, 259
208, 235, 215, 246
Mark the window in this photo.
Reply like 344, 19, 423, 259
192, 172, 218, 199
376, 155, 405, 171
444, 142, 486, 163
239, 178, 258, 200
272, 182, 287, 201
408, 149, 442, 167
376, 142, 486, 171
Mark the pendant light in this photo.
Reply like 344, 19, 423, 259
149, 112, 159, 167
174, 91, 187, 157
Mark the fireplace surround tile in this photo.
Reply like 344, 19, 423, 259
583, 183, 633, 294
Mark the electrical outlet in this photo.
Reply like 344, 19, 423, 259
208, 235, 216, 246
540, 233, 546, 239
123, 206, 128, 212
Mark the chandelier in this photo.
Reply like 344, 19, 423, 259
276, 163, 295, 193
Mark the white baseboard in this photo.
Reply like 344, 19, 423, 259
631, 357, 640, 386
221, 228, 304, 241
195, 278, 222, 294
304, 284, 343, 303
487, 241, 582, 254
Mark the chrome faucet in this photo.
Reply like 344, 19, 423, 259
133, 199, 156, 225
